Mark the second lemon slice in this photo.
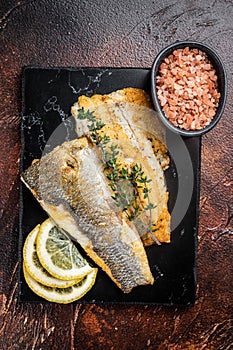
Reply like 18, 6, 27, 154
36, 218, 94, 280
23, 262, 97, 304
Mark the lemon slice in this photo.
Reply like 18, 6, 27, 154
23, 262, 97, 303
23, 224, 82, 288
36, 218, 93, 280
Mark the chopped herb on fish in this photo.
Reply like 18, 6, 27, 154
76, 108, 160, 244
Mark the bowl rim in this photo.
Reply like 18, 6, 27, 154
151, 40, 227, 137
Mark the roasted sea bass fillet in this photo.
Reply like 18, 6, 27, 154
71, 88, 170, 246
21, 137, 154, 293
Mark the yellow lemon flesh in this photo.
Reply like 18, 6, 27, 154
36, 218, 93, 281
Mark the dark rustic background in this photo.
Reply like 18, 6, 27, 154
0, 1, 232, 349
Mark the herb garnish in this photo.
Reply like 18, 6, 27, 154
77, 107, 160, 244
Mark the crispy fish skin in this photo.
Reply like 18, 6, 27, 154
21, 138, 154, 293
71, 88, 170, 246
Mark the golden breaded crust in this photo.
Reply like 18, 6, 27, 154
76, 88, 153, 110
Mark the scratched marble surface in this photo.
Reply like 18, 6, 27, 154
0, 0, 232, 349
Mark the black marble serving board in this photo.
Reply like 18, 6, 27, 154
19, 67, 200, 305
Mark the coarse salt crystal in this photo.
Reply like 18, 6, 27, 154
156, 46, 220, 131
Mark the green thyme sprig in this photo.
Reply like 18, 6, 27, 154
76, 108, 160, 244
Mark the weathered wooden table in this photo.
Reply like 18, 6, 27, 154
0, 1, 232, 349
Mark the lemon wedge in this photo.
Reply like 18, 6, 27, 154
23, 262, 97, 303
36, 218, 94, 281
23, 223, 82, 288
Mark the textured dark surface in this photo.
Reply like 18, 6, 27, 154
0, 0, 232, 349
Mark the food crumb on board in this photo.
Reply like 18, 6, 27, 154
156, 46, 220, 130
